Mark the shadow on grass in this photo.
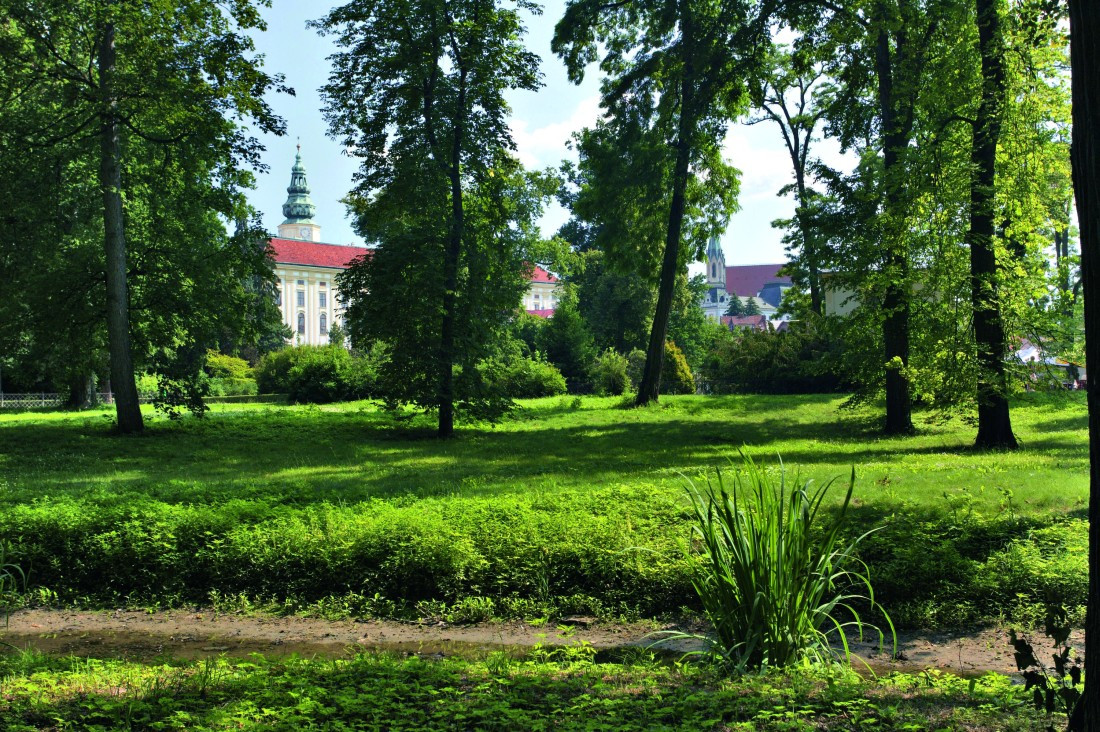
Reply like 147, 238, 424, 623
0, 395, 1087, 508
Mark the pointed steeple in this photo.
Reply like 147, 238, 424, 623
277, 143, 322, 242
705, 235, 726, 288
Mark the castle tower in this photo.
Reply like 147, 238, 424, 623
705, 235, 726, 289
277, 144, 322, 242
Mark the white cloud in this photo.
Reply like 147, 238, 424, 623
510, 94, 604, 170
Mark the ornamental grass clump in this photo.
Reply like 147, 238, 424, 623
682, 455, 893, 671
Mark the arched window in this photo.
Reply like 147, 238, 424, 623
320, 313, 328, 335
297, 312, 305, 335
711, 263, 716, 279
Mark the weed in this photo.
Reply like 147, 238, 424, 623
670, 455, 894, 671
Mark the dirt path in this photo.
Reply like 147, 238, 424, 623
0, 609, 1081, 676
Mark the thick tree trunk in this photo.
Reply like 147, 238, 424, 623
66, 372, 97, 409
98, 21, 143, 434
438, 72, 467, 438
969, 0, 1016, 450
876, 27, 914, 436
1070, 1, 1100, 727
636, 49, 694, 406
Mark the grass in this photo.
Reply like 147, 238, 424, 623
0, 648, 1055, 730
0, 393, 1088, 625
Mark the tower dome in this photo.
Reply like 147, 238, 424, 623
277, 144, 322, 242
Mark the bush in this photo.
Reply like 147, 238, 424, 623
494, 357, 567, 398
590, 349, 629, 396
678, 457, 891, 670
625, 349, 646, 389
661, 341, 695, 394
204, 351, 253, 380
207, 378, 258, 397
701, 318, 847, 394
256, 345, 381, 403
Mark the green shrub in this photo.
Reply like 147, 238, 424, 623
677, 458, 892, 670
625, 349, 646, 389
256, 345, 381, 402
255, 348, 299, 394
590, 349, 630, 396
494, 357, 567, 398
204, 351, 253, 380
661, 341, 695, 394
207, 378, 259, 397
701, 319, 847, 394
286, 346, 356, 404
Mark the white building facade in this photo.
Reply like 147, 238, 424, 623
269, 149, 560, 344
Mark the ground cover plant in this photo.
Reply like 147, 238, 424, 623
0, 394, 1087, 626
0, 648, 1054, 730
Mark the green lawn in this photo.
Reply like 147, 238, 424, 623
0, 395, 1085, 730
0, 394, 1088, 625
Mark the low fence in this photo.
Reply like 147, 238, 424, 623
0, 392, 158, 410
0, 392, 287, 409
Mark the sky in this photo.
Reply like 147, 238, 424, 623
245, 1, 853, 267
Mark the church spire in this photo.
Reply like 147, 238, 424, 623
277, 142, 322, 242
705, 235, 725, 288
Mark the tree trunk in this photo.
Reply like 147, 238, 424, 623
969, 0, 1016, 450
794, 173, 823, 316
66, 371, 97, 409
636, 4, 694, 406
875, 26, 914, 436
438, 71, 467, 438
98, 20, 143, 434
1070, 0, 1100, 727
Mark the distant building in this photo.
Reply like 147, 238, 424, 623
700, 236, 732, 321
269, 147, 559, 344
721, 314, 769, 332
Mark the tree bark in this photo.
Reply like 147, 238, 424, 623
969, 0, 1016, 450
66, 371, 97, 409
636, 1, 694, 406
438, 69, 467, 438
97, 20, 143, 434
1070, 0, 1100, 726
875, 26, 914, 436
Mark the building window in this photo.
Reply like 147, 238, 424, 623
297, 312, 306, 334
319, 291, 327, 308
711, 263, 716, 278
320, 282, 327, 288
275, 285, 282, 307
297, 290, 305, 307
297, 279, 305, 286
320, 313, 328, 335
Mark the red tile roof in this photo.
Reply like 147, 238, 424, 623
724, 264, 790, 298
270, 241, 562, 288
530, 265, 559, 283
721, 314, 769, 331
270, 238, 368, 269
526, 308, 555, 319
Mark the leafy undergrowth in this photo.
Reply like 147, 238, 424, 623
0, 394, 1087, 628
0, 650, 1053, 731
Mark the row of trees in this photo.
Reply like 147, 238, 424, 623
0, 0, 1080, 452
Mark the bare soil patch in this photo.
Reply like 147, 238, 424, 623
0, 609, 1081, 676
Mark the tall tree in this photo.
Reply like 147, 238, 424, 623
793, 0, 948, 434
1, 0, 287, 429
1069, 0, 1100, 725
967, 0, 1016, 449
554, 0, 765, 405
749, 47, 829, 316
317, 0, 543, 436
